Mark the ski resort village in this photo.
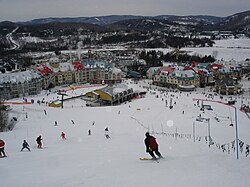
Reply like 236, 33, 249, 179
1, 10, 250, 187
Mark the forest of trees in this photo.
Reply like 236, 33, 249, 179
139, 50, 216, 66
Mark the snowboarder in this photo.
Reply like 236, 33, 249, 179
21, 140, 30, 151
61, 132, 66, 140
71, 120, 75, 124
0, 139, 6, 157
36, 135, 43, 148
144, 132, 162, 160
105, 127, 110, 139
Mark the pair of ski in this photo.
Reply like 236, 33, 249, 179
139, 157, 163, 163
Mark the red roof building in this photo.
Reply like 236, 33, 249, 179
157, 66, 175, 76
36, 64, 53, 77
72, 61, 84, 71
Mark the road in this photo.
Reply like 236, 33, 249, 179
6, 27, 20, 50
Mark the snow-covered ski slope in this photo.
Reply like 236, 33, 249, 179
1, 79, 250, 187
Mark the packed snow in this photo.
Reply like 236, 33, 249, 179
1, 78, 250, 187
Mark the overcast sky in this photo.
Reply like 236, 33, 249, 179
0, 0, 250, 22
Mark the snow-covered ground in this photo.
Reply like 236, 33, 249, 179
143, 38, 250, 62
20, 36, 57, 43
25, 38, 250, 62
182, 38, 250, 61
1, 79, 250, 187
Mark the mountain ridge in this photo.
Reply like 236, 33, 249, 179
0, 10, 249, 33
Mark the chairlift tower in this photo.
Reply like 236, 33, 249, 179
57, 92, 67, 109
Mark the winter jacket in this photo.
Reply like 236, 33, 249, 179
23, 141, 29, 148
36, 136, 42, 144
144, 135, 158, 151
0, 139, 5, 149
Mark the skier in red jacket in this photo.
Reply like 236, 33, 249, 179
144, 132, 162, 159
0, 139, 6, 157
61, 132, 66, 140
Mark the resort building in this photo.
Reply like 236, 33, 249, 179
84, 83, 134, 106
0, 60, 122, 100
153, 66, 200, 91
0, 70, 43, 99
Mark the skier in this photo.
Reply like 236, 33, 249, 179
104, 127, 110, 139
144, 132, 162, 160
0, 139, 6, 157
88, 129, 91, 135
21, 140, 31, 151
61, 132, 66, 140
36, 135, 43, 149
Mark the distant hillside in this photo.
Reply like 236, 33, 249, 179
19, 15, 144, 26
108, 18, 175, 31
0, 21, 18, 35
154, 15, 224, 25
1, 11, 249, 33
16, 22, 106, 38
216, 10, 250, 32
19, 14, 224, 27
0, 10, 249, 55
0, 21, 17, 27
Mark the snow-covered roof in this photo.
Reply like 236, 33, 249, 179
112, 67, 122, 74
82, 61, 121, 74
147, 67, 161, 73
59, 62, 74, 72
82, 61, 106, 69
112, 83, 130, 94
100, 83, 131, 96
0, 70, 42, 84
174, 69, 197, 78
48, 62, 74, 73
